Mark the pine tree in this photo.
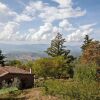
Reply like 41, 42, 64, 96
81, 35, 93, 51
0, 50, 5, 66
46, 33, 69, 57
45, 33, 75, 78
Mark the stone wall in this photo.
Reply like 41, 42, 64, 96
0, 73, 34, 89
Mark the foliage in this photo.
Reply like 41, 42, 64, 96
25, 61, 33, 68
0, 50, 6, 66
45, 33, 75, 63
44, 33, 75, 78
45, 33, 67, 57
0, 87, 18, 95
43, 62, 100, 100
0, 34, 99, 99
81, 41, 100, 64
74, 62, 97, 81
23, 60, 34, 71
32, 56, 74, 79
34, 78, 45, 87
44, 79, 100, 100
7, 60, 22, 67
81, 35, 93, 52
0, 87, 21, 99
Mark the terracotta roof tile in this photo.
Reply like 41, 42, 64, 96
0, 66, 31, 76
0, 67, 8, 75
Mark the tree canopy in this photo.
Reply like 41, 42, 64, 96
0, 50, 5, 66
81, 35, 93, 52
45, 33, 75, 62
81, 36, 100, 65
44, 33, 75, 78
46, 33, 68, 57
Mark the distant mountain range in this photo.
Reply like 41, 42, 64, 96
0, 43, 81, 61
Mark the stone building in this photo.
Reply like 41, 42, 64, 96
0, 66, 34, 89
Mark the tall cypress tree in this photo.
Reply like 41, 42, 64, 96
0, 50, 5, 67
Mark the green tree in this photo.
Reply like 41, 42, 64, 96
81, 35, 93, 51
32, 56, 70, 79
46, 33, 69, 57
0, 50, 5, 66
24, 61, 34, 71
46, 32, 75, 62
7, 60, 22, 67
45, 33, 75, 78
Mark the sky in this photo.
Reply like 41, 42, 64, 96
0, 0, 100, 45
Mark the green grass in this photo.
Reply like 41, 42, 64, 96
0, 87, 18, 95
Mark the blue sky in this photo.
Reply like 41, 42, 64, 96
0, 0, 100, 45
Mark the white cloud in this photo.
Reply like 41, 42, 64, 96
0, 2, 17, 24
66, 24, 95, 42
53, 0, 72, 8
0, 22, 4, 31
28, 28, 36, 33
39, 6, 86, 23
0, 2, 17, 16
30, 23, 52, 41
26, 24, 62, 42
0, 2, 8, 13
52, 26, 60, 33
38, 0, 86, 22
0, 0, 95, 44
23, 28, 36, 41
15, 14, 34, 22
22, 1, 45, 20
59, 20, 70, 27
25, 1, 44, 11
14, 1, 43, 23
59, 19, 74, 31
0, 2, 34, 23
0, 21, 19, 40
21, 0, 86, 23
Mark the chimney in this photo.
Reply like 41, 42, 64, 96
30, 68, 32, 74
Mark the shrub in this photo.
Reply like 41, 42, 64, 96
7, 60, 22, 67
34, 78, 45, 87
32, 56, 74, 79
44, 79, 100, 100
44, 63, 100, 100
0, 87, 18, 95
74, 63, 97, 81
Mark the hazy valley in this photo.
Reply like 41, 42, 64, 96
0, 43, 81, 61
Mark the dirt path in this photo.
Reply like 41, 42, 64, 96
18, 88, 59, 100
